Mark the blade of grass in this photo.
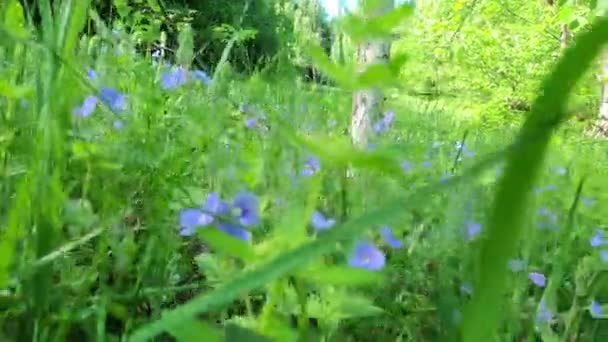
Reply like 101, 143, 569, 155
460, 16, 608, 342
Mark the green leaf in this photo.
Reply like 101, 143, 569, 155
197, 227, 255, 261
2, 0, 29, 39
336, 294, 384, 319
169, 320, 223, 342
225, 323, 270, 342
292, 133, 403, 176
304, 266, 384, 286
306, 44, 356, 88
460, 16, 608, 342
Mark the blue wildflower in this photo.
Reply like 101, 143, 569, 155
590, 230, 605, 248
373, 110, 395, 133
192, 69, 212, 86
113, 120, 124, 130
232, 191, 260, 227
348, 241, 386, 271
161, 66, 188, 90
245, 118, 257, 128
536, 299, 553, 323
301, 155, 321, 176
99, 87, 127, 111
508, 259, 526, 272
380, 226, 402, 249
581, 196, 596, 207
422, 161, 432, 169
529, 272, 546, 288
218, 223, 252, 241
87, 69, 97, 80
179, 208, 207, 236
590, 300, 603, 318
400, 160, 413, 173
466, 222, 482, 240
73, 95, 98, 118
310, 211, 335, 231
601, 250, 608, 262
554, 166, 567, 176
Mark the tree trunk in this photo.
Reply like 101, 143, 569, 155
350, 0, 394, 149
560, 23, 569, 50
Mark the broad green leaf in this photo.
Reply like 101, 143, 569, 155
292, 133, 403, 176
306, 44, 356, 88
336, 294, 384, 319
197, 227, 255, 261
225, 323, 270, 342
169, 320, 223, 342
303, 266, 384, 286
2, 0, 29, 39
460, 16, 608, 342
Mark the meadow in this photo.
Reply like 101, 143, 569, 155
1, 1, 608, 341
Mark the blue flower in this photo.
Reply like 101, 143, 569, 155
373, 110, 395, 133
590, 300, 603, 318
601, 250, 608, 262
508, 258, 526, 272
590, 230, 605, 248
218, 223, 252, 241
99, 87, 127, 111
301, 155, 321, 176
581, 196, 596, 207
161, 66, 188, 90
422, 161, 432, 169
380, 226, 402, 248
113, 120, 124, 130
554, 166, 567, 176
536, 299, 553, 323
348, 241, 385, 271
73, 95, 98, 118
179, 208, 208, 236
529, 272, 546, 288
87, 69, 97, 79
178, 192, 256, 240
400, 160, 413, 173
466, 222, 482, 240
310, 211, 335, 231
192, 69, 212, 86
245, 118, 257, 128
233, 192, 260, 227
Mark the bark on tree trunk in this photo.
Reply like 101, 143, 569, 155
350, 0, 394, 149
560, 23, 569, 50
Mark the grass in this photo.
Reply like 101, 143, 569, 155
1, 2, 608, 342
